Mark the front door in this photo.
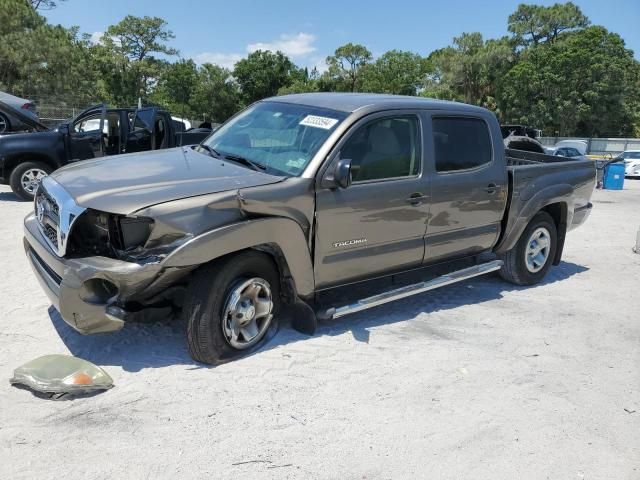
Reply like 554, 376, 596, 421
68, 106, 106, 161
314, 112, 430, 288
125, 107, 157, 153
425, 113, 508, 263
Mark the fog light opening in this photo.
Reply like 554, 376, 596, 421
80, 278, 119, 304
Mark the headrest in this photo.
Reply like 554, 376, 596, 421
369, 124, 400, 155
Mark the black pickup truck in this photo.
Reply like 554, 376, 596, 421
0, 103, 211, 199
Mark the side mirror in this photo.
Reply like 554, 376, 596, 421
58, 124, 69, 134
322, 158, 352, 189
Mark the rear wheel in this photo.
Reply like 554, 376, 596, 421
183, 251, 280, 365
9, 161, 52, 201
499, 211, 557, 286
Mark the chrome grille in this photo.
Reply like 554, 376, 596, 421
43, 224, 58, 248
34, 177, 85, 257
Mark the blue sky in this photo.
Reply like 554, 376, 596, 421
43, 0, 640, 69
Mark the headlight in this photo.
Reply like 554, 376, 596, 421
67, 210, 154, 257
116, 216, 154, 250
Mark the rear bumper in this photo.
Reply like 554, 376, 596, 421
569, 202, 592, 230
24, 213, 186, 334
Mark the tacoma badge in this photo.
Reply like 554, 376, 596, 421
332, 238, 367, 248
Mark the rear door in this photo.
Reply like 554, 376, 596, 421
314, 111, 430, 288
125, 107, 157, 153
68, 105, 106, 161
425, 113, 507, 263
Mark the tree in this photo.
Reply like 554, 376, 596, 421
360, 50, 430, 96
95, 15, 178, 105
1, 0, 97, 106
26, 0, 66, 10
422, 33, 512, 107
325, 43, 372, 92
105, 15, 177, 62
191, 64, 241, 123
233, 50, 298, 104
151, 59, 198, 119
508, 2, 590, 46
500, 26, 639, 136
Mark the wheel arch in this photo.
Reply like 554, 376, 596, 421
162, 217, 315, 298
2, 152, 57, 178
495, 183, 574, 258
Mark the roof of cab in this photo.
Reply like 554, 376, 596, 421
264, 92, 488, 114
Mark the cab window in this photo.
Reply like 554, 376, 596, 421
73, 114, 103, 133
433, 117, 492, 172
341, 116, 421, 182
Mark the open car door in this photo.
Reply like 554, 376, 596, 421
126, 107, 157, 153
68, 104, 107, 161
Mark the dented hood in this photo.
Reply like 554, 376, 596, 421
51, 147, 284, 215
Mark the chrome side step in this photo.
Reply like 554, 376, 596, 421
319, 260, 503, 320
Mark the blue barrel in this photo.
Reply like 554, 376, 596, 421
603, 162, 625, 190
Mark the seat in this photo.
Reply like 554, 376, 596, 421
356, 123, 409, 181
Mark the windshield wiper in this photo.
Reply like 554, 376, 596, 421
196, 144, 222, 159
224, 154, 267, 171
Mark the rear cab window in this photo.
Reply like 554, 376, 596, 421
432, 117, 492, 172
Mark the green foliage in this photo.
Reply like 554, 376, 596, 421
233, 50, 298, 104
500, 26, 639, 136
94, 15, 177, 106
423, 34, 512, 109
360, 50, 430, 96
0, 0, 96, 105
325, 43, 372, 92
508, 2, 590, 46
1, 0, 639, 136
190, 64, 241, 123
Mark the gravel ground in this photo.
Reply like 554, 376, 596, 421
0, 181, 639, 480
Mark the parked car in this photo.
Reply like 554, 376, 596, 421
23, 93, 595, 365
545, 146, 587, 161
0, 99, 45, 135
0, 91, 38, 125
0, 104, 212, 199
615, 150, 640, 178
554, 139, 588, 155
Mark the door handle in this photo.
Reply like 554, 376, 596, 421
405, 193, 429, 205
484, 183, 500, 194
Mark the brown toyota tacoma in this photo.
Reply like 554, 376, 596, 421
24, 93, 595, 364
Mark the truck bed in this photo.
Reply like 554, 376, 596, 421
498, 148, 596, 252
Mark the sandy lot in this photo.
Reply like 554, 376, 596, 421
0, 181, 639, 480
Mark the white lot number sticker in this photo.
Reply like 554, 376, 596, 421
299, 115, 338, 130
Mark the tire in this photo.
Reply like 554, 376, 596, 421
499, 211, 557, 286
183, 251, 281, 365
0, 112, 10, 134
9, 161, 52, 201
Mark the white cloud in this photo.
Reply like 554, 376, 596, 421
307, 55, 328, 74
193, 52, 244, 69
192, 32, 318, 70
247, 33, 317, 58
89, 31, 104, 44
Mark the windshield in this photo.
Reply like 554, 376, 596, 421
622, 152, 640, 159
203, 101, 347, 176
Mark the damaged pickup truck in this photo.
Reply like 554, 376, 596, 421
23, 93, 595, 364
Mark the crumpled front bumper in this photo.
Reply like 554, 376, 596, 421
24, 212, 186, 334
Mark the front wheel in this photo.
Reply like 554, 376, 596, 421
9, 161, 52, 201
183, 251, 281, 365
499, 211, 557, 286
0, 112, 10, 134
